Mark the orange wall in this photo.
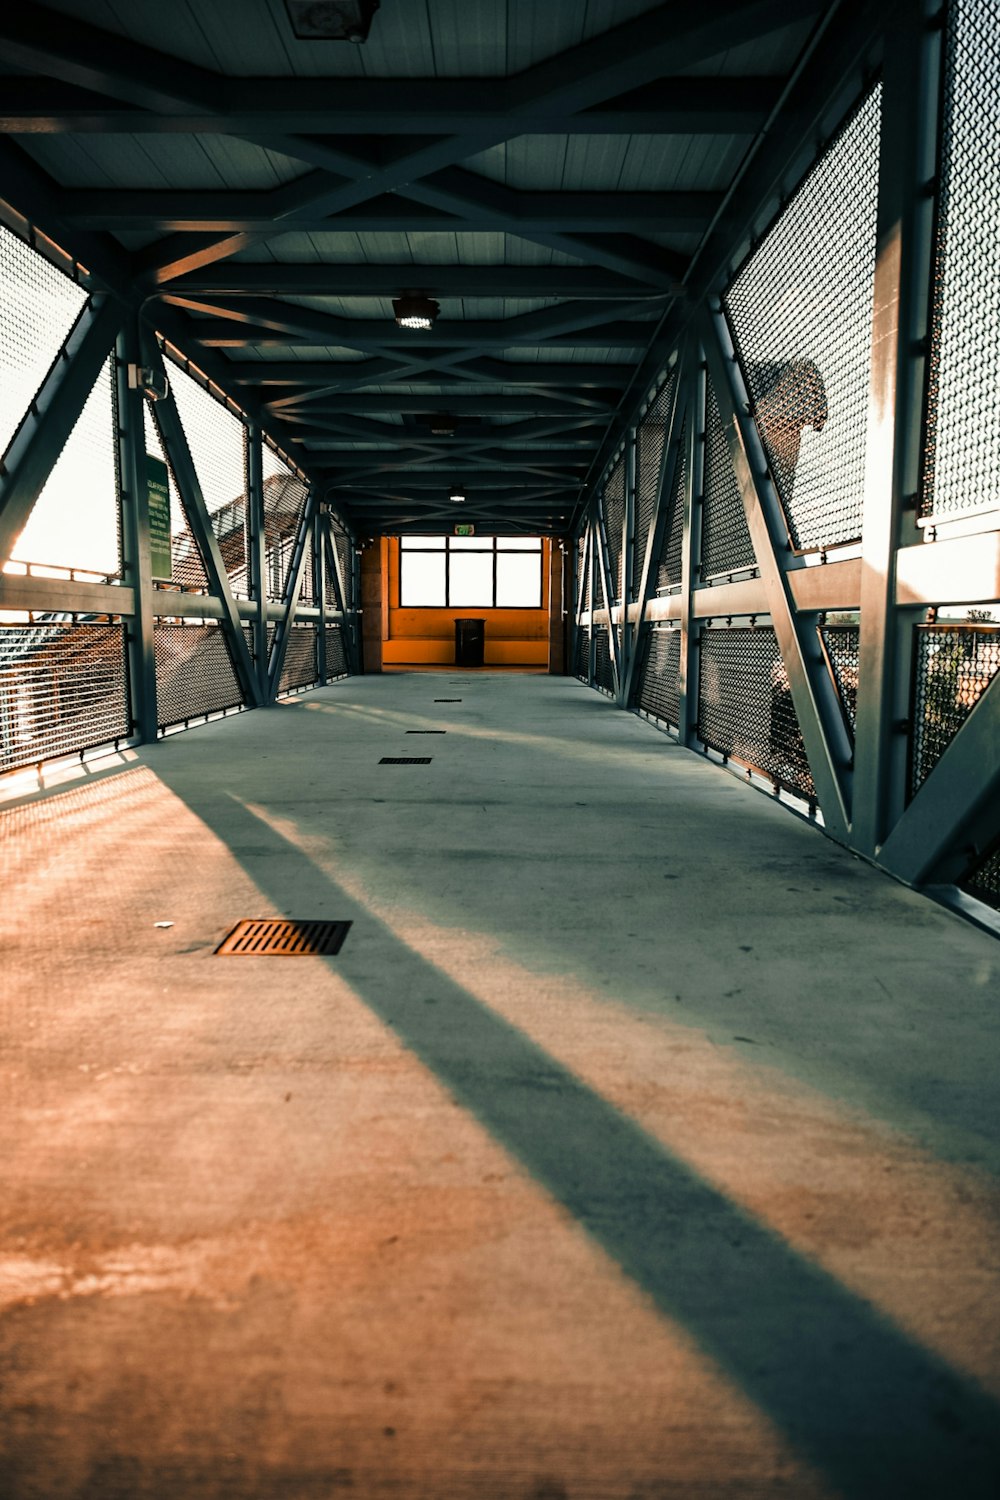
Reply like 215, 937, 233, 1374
383, 537, 551, 665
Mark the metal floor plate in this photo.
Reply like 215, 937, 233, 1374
216, 919, 352, 956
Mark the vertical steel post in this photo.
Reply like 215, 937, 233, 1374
587, 514, 597, 686
115, 318, 157, 743
246, 420, 268, 703
852, 0, 941, 856
619, 427, 636, 705
677, 339, 706, 746
316, 508, 328, 687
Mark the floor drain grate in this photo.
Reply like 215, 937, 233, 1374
434, 698, 462, 703
379, 756, 432, 764
406, 729, 446, 734
216, 919, 352, 956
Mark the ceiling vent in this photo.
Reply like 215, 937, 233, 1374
284, 1, 380, 42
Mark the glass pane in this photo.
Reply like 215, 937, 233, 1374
449, 534, 493, 550
401, 551, 446, 605
496, 553, 542, 607
449, 551, 494, 606
401, 534, 445, 548
497, 536, 542, 550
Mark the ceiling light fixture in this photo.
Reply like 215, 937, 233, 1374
449, 485, 466, 504
393, 293, 440, 331
284, 1, 380, 41
428, 412, 457, 436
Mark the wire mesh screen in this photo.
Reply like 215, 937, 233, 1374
910, 622, 1000, 795
0, 225, 88, 462
577, 532, 590, 614
634, 375, 675, 599
12, 356, 121, 578
593, 626, 615, 694
279, 625, 319, 695
922, 0, 1000, 524
164, 359, 250, 596
262, 445, 309, 602
700, 378, 756, 579
242, 621, 274, 669
819, 622, 860, 738
698, 626, 815, 799
602, 454, 625, 601
638, 626, 681, 728
574, 623, 590, 681
299, 534, 317, 608
725, 84, 881, 553
960, 842, 1000, 913
145, 403, 209, 591
324, 623, 348, 679
331, 523, 353, 609
0, 621, 130, 774
655, 420, 686, 593
154, 622, 243, 729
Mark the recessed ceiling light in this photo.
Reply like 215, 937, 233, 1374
393, 294, 440, 331
428, 412, 457, 436
284, 0, 380, 41
449, 486, 466, 503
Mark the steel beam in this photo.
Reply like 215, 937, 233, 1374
703, 305, 852, 839
878, 674, 1000, 887
145, 340, 261, 708
0, 293, 124, 570
622, 356, 684, 708
114, 319, 157, 742
677, 344, 705, 744
267, 488, 318, 701
853, 0, 946, 857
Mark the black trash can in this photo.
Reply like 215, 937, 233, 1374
454, 617, 486, 667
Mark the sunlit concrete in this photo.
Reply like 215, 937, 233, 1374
1, 672, 999, 1500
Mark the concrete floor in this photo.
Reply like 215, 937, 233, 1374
2, 671, 999, 1500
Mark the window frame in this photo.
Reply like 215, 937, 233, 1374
398, 535, 544, 609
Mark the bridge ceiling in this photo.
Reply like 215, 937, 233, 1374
0, 0, 830, 534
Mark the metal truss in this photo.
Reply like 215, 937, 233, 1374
0, 243, 360, 766
572, 0, 1000, 924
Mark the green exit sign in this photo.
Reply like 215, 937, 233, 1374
454, 524, 475, 536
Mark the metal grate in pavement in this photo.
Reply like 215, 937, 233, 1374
216, 919, 351, 956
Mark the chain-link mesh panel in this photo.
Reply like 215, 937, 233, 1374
144, 403, 210, 591
725, 84, 881, 553
165, 359, 251, 596
12, 356, 121, 578
574, 623, 590, 681
331, 523, 353, 609
655, 420, 686, 593
638, 626, 681, 727
0, 225, 88, 462
594, 626, 615, 694
700, 378, 756, 579
242, 621, 275, 670
698, 626, 815, 799
819, 622, 860, 738
923, 0, 1000, 524
324, 623, 348, 679
634, 375, 675, 599
576, 532, 590, 614
602, 454, 625, 601
960, 842, 1000, 913
262, 445, 309, 602
0, 621, 130, 773
279, 625, 319, 695
299, 536, 317, 608
910, 623, 1000, 795
154, 622, 243, 728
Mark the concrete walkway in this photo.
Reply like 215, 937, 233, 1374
2, 672, 999, 1500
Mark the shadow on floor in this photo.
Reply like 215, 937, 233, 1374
154, 762, 1000, 1500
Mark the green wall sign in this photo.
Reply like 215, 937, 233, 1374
147, 455, 171, 581
453, 523, 475, 536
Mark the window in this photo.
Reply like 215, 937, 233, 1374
399, 536, 543, 608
